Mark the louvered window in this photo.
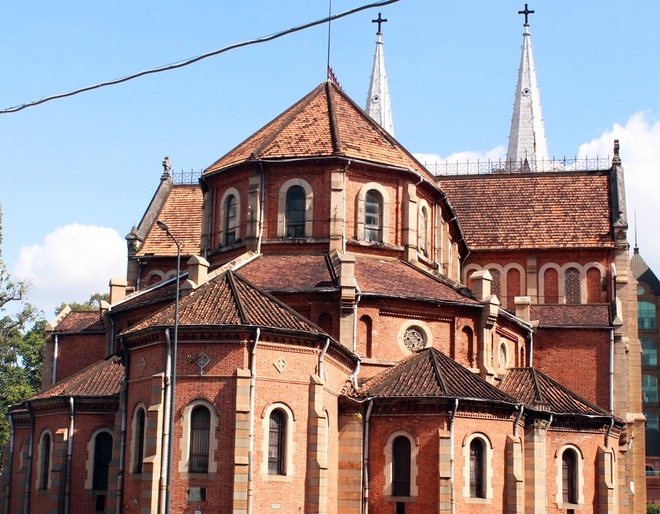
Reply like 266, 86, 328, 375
285, 186, 306, 238
469, 439, 485, 498
562, 449, 578, 504
392, 436, 411, 496
92, 432, 113, 491
189, 406, 210, 473
268, 409, 286, 475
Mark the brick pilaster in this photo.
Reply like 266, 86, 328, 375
305, 374, 328, 513
524, 425, 547, 514
337, 411, 363, 513
437, 429, 452, 513
140, 373, 165, 514
505, 434, 523, 514
232, 368, 251, 514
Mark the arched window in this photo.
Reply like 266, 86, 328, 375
359, 315, 373, 358
562, 449, 578, 504
133, 407, 146, 474
506, 268, 521, 306
564, 267, 581, 304
544, 267, 559, 303
392, 436, 411, 497
586, 267, 603, 303
189, 406, 211, 473
418, 206, 430, 257
92, 432, 113, 491
469, 438, 485, 498
639, 301, 657, 330
642, 338, 658, 367
285, 186, 306, 238
224, 194, 237, 246
365, 190, 383, 242
38, 432, 51, 490
268, 409, 286, 475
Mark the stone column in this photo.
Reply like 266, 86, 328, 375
337, 411, 364, 513
505, 435, 524, 514
246, 172, 262, 252
305, 375, 328, 513
49, 428, 68, 513
329, 168, 346, 254
524, 423, 547, 514
339, 253, 357, 351
437, 429, 452, 513
141, 373, 165, 514
232, 368, 251, 514
597, 445, 615, 513
402, 182, 418, 262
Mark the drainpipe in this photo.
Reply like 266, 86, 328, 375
513, 404, 524, 437
362, 399, 374, 514
64, 397, 75, 514
528, 331, 534, 368
247, 328, 261, 514
450, 399, 459, 514
4, 414, 15, 514
351, 361, 361, 391
109, 316, 116, 356
158, 329, 173, 514
53, 334, 59, 385
352, 285, 362, 354
605, 418, 614, 448
609, 329, 614, 414
115, 351, 129, 514
22, 403, 34, 514
257, 163, 266, 255
319, 338, 330, 380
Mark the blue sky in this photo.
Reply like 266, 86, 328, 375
2, 1, 660, 317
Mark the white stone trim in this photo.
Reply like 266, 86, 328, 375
382, 430, 419, 498
277, 179, 314, 238
177, 399, 219, 476
218, 187, 242, 246
417, 199, 431, 258
356, 182, 391, 243
129, 403, 147, 474
84, 427, 114, 490
261, 402, 296, 481
462, 432, 494, 502
554, 444, 585, 508
397, 319, 433, 355
144, 270, 166, 286
36, 429, 53, 490
539, 261, 604, 304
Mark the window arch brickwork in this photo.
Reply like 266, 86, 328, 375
462, 433, 494, 502
555, 444, 585, 508
383, 430, 419, 499
178, 399, 219, 476
277, 179, 313, 238
261, 403, 296, 481
217, 187, 242, 247
356, 182, 391, 244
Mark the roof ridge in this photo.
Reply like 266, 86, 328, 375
428, 348, 449, 393
251, 83, 326, 159
326, 81, 342, 154
529, 368, 547, 406
532, 367, 611, 415
226, 270, 250, 325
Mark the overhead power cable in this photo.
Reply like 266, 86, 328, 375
1, 0, 398, 115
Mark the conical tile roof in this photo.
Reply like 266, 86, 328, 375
204, 81, 431, 179
120, 270, 324, 337
355, 347, 516, 403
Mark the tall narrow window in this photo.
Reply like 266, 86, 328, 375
642, 338, 658, 367
562, 449, 578, 504
418, 206, 429, 257
469, 439, 485, 498
285, 186, 306, 238
639, 301, 657, 330
364, 190, 383, 242
134, 408, 146, 474
268, 409, 286, 475
39, 432, 51, 490
564, 267, 581, 304
92, 432, 113, 491
643, 374, 659, 404
225, 194, 237, 246
489, 269, 501, 298
392, 436, 411, 497
544, 268, 559, 303
189, 406, 210, 473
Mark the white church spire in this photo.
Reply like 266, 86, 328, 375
506, 4, 549, 170
366, 13, 394, 136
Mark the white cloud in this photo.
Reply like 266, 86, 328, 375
578, 112, 660, 273
15, 224, 126, 318
415, 146, 507, 168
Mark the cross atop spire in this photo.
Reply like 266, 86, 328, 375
372, 13, 387, 34
518, 4, 534, 25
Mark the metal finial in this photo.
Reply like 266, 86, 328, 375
372, 13, 387, 34
518, 4, 535, 25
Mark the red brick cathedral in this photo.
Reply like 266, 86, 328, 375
0, 15, 646, 514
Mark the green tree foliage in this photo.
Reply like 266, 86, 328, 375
0, 205, 46, 458
55, 292, 110, 316
648, 503, 660, 514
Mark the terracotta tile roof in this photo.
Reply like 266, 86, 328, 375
121, 270, 324, 336
29, 354, 124, 401
355, 348, 516, 403
236, 254, 337, 292
355, 257, 478, 305
111, 280, 177, 313
530, 304, 611, 328
204, 81, 433, 180
500, 367, 610, 416
137, 185, 203, 257
439, 171, 614, 249
631, 248, 660, 295
54, 311, 105, 333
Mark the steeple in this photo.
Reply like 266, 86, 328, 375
506, 4, 549, 170
366, 13, 394, 136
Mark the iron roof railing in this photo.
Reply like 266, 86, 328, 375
425, 156, 611, 176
